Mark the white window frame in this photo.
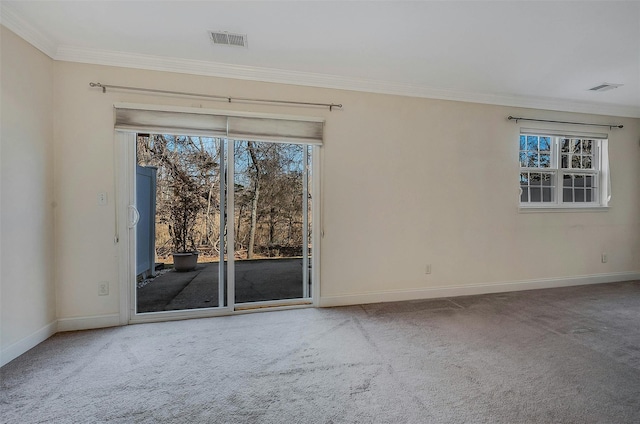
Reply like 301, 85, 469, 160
518, 131, 610, 211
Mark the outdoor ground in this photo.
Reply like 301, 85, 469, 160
137, 258, 306, 312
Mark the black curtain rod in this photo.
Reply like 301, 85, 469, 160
508, 115, 623, 130
89, 82, 343, 111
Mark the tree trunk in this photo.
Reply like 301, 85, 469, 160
269, 207, 276, 245
247, 142, 260, 259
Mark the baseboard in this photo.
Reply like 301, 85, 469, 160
319, 271, 640, 307
57, 313, 121, 332
1, 320, 58, 367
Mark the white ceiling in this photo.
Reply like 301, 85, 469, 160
2, 1, 640, 117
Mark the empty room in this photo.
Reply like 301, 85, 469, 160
1, 1, 639, 423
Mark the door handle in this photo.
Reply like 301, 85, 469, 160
128, 205, 140, 228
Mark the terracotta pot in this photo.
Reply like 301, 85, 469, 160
172, 252, 199, 272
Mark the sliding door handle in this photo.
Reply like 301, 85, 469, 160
128, 205, 140, 228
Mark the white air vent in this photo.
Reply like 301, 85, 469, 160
588, 83, 623, 92
209, 31, 247, 48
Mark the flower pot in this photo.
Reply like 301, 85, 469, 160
172, 252, 199, 272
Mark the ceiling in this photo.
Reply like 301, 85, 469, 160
2, 1, 639, 117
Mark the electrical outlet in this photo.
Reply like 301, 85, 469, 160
425, 264, 432, 274
601, 253, 608, 263
98, 281, 109, 296
97, 192, 108, 206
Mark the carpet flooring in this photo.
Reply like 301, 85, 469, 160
2, 281, 640, 423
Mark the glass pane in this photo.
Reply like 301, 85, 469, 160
542, 187, 553, 202
575, 189, 585, 202
530, 173, 542, 185
563, 188, 574, 202
135, 134, 226, 313
582, 140, 593, 154
571, 155, 581, 169
574, 175, 585, 188
586, 189, 593, 202
527, 135, 538, 151
519, 135, 526, 151
582, 156, 592, 169
585, 175, 593, 188
561, 154, 569, 169
520, 173, 529, 184
539, 154, 551, 168
572, 139, 581, 153
541, 173, 552, 186
539, 136, 551, 152
563, 174, 573, 187
233, 140, 309, 304
530, 187, 542, 202
561, 138, 571, 153
520, 186, 529, 202
519, 152, 527, 167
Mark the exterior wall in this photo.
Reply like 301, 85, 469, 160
52, 60, 640, 320
1, 26, 56, 365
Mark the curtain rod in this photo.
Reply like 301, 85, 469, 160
508, 116, 623, 130
89, 82, 343, 111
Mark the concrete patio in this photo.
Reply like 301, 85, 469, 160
137, 258, 306, 312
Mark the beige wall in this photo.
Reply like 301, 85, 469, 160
1, 24, 638, 342
52, 61, 640, 319
1, 26, 56, 361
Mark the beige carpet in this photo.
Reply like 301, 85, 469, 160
2, 281, 640, 423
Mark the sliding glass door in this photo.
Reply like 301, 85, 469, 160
232, 141, 312, 307
130, 133, 313, 316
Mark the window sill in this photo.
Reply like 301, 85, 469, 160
519, 205, 610, 213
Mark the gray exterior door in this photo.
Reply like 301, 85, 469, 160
136, 165, 157, 278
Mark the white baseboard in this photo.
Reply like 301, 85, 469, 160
1, 320, 57, 367
57, 313, 121, 332
319, 271, 640, 307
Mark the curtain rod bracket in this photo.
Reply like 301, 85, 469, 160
89, 82, 342, 111
508, 115, 623, 129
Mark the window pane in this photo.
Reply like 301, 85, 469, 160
582, 140, 593, 154
561, 154, 569, 169
582, 156, 592, 169
575, 188, 585, 202
539, 137, 551, 152
586, 189, 592, 202
520, 135, 526, 151
542, 187, 553, 202
530, 173, 542, 185
527, 135, 538, 151
539, 154, 551, 168
541, 173, 552, 186
563, 174, 573, 187
520, 172, 529, 184
520, 187, 529, 202
563, 188, 574, 202
585, 175, 593, 188
530, 187, 542, 202
519, 152, 527, 167
571, 155, 581, 169
572, 140, 581, 153
561, 138, 571, 153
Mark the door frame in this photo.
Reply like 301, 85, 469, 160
116, 131, 321, 324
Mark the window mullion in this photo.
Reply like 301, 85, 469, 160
554, 137, 560, 205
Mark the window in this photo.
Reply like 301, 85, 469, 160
519, 132, 609, 208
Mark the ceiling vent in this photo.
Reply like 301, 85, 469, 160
209, 31, 247, 48
588, 83, 623, 92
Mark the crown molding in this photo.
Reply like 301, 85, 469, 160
0, 3, 57, 58
55, 46, 640, 118
2, 2, 638, 118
